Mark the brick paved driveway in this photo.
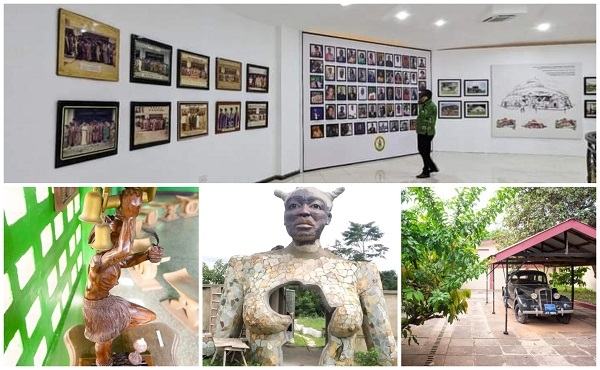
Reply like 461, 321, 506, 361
401, 289, 596, 366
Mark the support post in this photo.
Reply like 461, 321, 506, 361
503, 262, 509, 335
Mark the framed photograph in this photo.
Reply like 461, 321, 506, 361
310, 106, 324, 120
130, 34, 172, 86
55, 100, 119, 168
438, 79, 461, 97
464, 79, 489, 96
53, 187, 78, 212
584, 100, 596, 118
464, 101, 489, 118
247, 63, 269, 93
216, 58, 242, 91
584, 77, 596, 95
177, 102, 208, 140
130, 102, 171, 150
215, 101, 242, 133
438, 101, 462, 119
246, 101, 269, 129
57, 8, 119, 81
309, 44, 323, 58
354, 121, 366, 135
176, 50, 209, 89
311, 124, 325, 139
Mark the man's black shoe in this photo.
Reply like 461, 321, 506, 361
416, 172, 430, 179
430, 167, 439, 173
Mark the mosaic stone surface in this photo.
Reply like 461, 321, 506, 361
213, 244, 397, 366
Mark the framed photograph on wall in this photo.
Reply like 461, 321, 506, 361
247, 64, 269, 93
464, 79, 489, 96
130, 101, 171, 150
215, 101, 242, 133
584, 100, 596, 118
464, 101, 489, 118
438, 79, 461, 97
246, 101, 269, 129
176, 50, 209, 89
57, 8, 120, 81
177, 101, 208, 140
55, 100, 119, 168
130, 34, 172, 85
584, 77, 596, 95
438, 101, 462, 119
53, 187, 78, 212
216, 58, 242, 91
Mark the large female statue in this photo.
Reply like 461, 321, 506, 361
213, 187, 397, 366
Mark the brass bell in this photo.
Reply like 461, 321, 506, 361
79, 189, 103, 224
91, 223, 114, 251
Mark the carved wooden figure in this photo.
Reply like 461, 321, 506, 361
82, 188, 164, 366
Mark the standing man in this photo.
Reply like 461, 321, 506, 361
416, 89, 439, 178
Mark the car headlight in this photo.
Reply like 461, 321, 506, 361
553, 293, 560, 300
530, 293, 537, 299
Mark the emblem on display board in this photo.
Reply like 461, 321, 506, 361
374, 136, 386, 152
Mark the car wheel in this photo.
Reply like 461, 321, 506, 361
515, 305, 528, 324
556, 314, 571, 324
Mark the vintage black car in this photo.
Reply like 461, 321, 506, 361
503, 270, 573, 324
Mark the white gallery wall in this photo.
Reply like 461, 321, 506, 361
5, 4, 301, 183
432, 44, 596, 156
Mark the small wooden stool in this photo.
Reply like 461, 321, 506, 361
161, 268, 199, 333
212, 338, 249, 366
176, 195, 199, 217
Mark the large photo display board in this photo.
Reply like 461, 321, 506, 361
302, 33, 431, 171
491, 63, 582, 139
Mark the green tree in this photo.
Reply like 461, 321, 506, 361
379, 270, 398, 290
202, 259, 227, 284
331, 221, 387, 262
401, 187, 516, 344
494, 187, 596, 249
550, 267, 589, 287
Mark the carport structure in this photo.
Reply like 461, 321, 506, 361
487, 218, 596, 334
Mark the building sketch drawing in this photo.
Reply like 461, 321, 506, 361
500, 78, 573, 113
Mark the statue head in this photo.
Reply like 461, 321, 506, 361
275, 187, 344, 244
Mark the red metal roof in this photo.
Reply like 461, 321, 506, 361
490, 219, 596, 267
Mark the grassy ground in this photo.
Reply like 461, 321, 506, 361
555, 285, 596, 305
296, 316, 326, 330
294, 316, 326, 347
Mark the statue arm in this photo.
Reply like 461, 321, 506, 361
213, 257, 245, 338
357, 262, 398, 366
102, 217, 135, 266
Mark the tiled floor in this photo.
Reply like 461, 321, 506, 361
271, 152, 589, 183
111, 194, 200, 366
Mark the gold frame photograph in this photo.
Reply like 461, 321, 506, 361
216, 58, 242, 91
56, 8, 120, 81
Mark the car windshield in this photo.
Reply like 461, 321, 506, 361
512, 272, 547, 284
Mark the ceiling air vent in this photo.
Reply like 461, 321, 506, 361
482, 14, 516, 23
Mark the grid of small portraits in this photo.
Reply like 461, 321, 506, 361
308, 43, 427, 139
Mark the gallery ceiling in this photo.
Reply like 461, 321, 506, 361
221, 3, 596, 51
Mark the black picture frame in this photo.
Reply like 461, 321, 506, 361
464, 79, 489, 97
130, 34, 173, 86
176, 49, 209, 90
464, 101, 489, 118
55, 100, 119, 168
584, 77, 596, 95
130, 101, 171, 150
215, 101, 242, 133
584, 100, 596, 118
438, 100, 462, 119
177, 101, 208, 140
246, 63, 269, 93
438, 79, 461, 97
246, 101, 269, 129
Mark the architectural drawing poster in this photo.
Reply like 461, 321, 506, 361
491, 63, 582, 139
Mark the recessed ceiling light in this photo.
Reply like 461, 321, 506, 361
395, 11, 410, 21
435, 19, 446, 27
536, 23, 550, 31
